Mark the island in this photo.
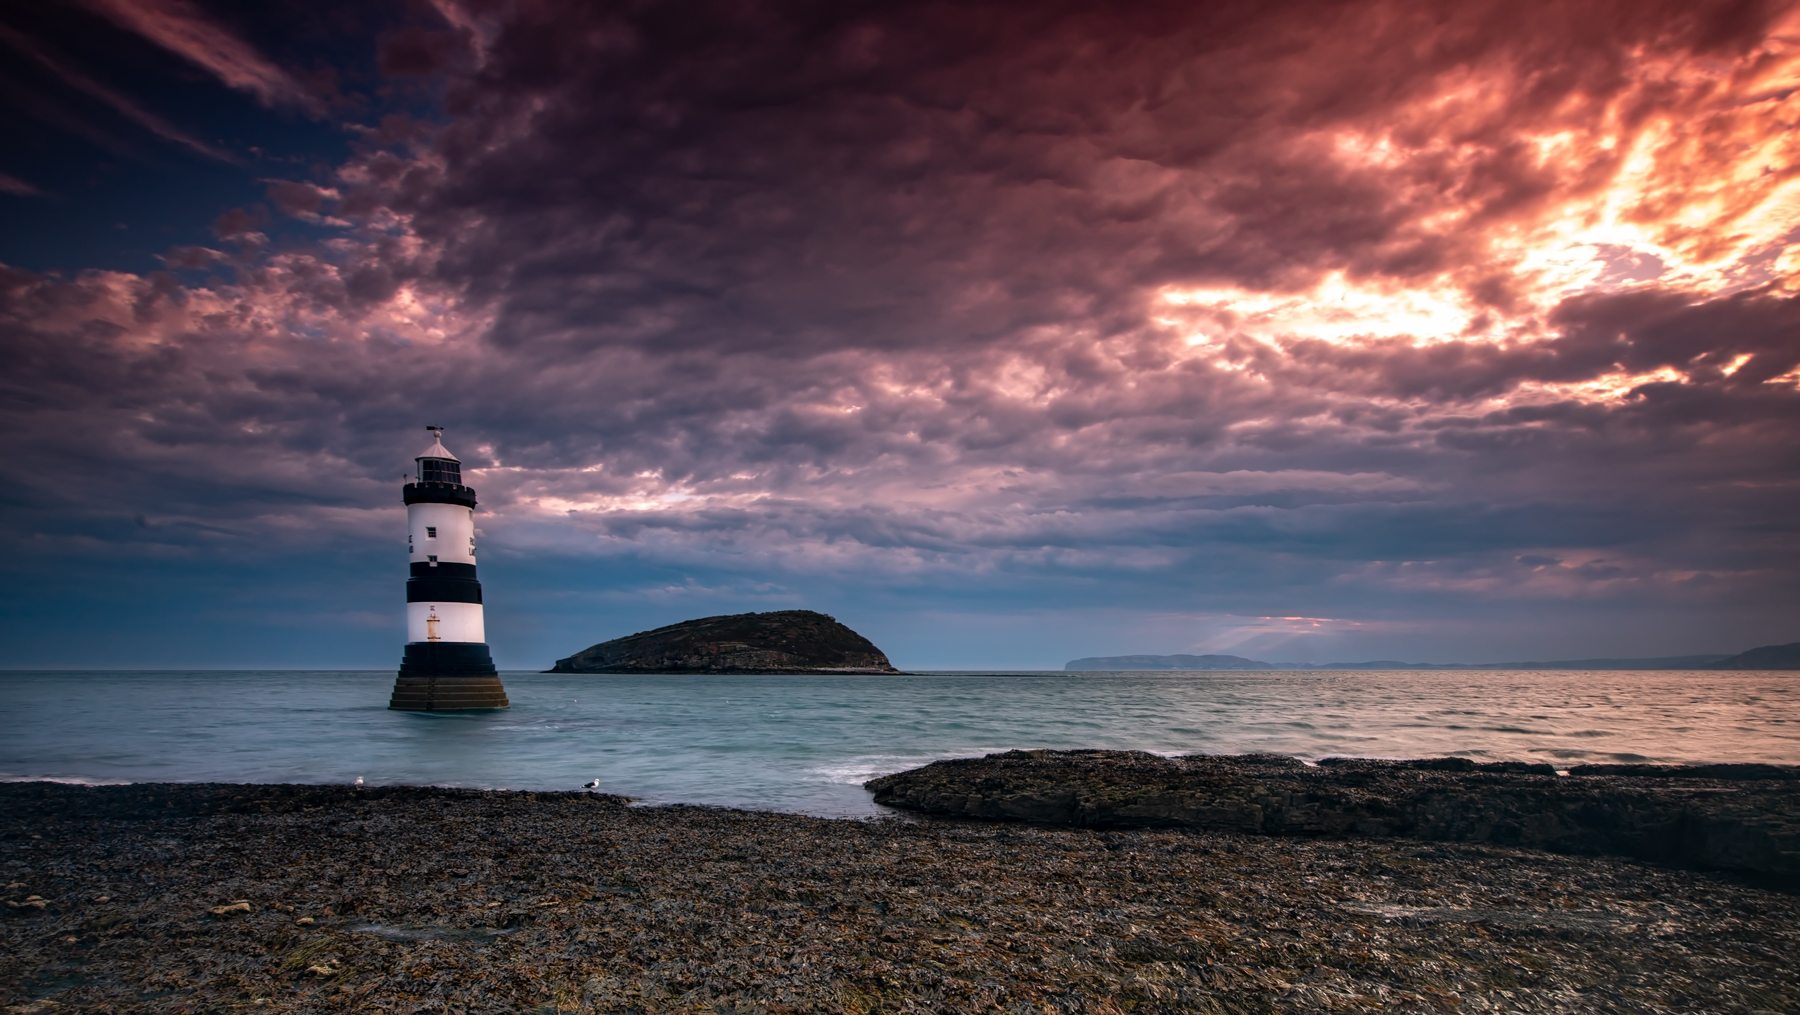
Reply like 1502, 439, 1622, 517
546, 609, 899, 674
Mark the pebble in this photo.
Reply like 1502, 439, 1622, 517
0, 780, 1794, 1013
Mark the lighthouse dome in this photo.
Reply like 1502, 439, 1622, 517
416, 427, 460, 463
414, 426, 464, 486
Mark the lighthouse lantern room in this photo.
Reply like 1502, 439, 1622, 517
388, 426, 510, 710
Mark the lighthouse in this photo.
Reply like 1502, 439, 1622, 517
388, 426, 510, 710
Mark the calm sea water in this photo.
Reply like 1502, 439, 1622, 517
2, 670, 1794, 817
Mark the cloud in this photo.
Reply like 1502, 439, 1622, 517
0, 173, 42, 196
80, 0, 323, 114
2, 0, 1797, 664
264, 179, 348, 226
0, 22, 236, 162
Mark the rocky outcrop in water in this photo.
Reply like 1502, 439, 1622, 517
865, 750, 1800, 885
547, 610, 898, 674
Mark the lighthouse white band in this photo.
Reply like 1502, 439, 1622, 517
407, 602, 486, 644
409, 502, 477, 565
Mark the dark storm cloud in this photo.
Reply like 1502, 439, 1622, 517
1, 0, 1797, 665
384, 0, 1790, 345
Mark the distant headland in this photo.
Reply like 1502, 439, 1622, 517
1710, 642, 1800, 670
1066, 640, 1800, 671
547, 610, 900, 674
1065, 654, 1275, 671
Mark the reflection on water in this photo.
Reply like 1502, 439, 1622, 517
1, 669, 1794, 817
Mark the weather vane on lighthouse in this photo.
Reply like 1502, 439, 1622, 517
388, 425, 510, 710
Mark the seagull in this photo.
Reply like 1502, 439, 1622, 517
354, 776, 365, 788
583, 778, 601, 790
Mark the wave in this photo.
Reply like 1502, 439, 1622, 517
0, 774, 134, 786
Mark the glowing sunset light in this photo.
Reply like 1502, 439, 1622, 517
1161, 272, 1485, 346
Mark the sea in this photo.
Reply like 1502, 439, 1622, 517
2, 669, 1794, 817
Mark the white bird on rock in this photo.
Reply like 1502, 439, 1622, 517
583, 778, 601, 790
355, 776, 365, 788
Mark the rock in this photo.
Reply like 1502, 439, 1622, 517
1569, 762, 1800, 780
92, 895, 109, 903
305, 964, 338, 977
295, 916, 315, 926
547, 610, 899, 674
865, 750, 1800, 884
209, 901, 252, 916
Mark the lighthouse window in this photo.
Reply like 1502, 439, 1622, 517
426, 527, 437, 538
427, 555, 438, 566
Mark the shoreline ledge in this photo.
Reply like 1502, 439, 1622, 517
866, 750, 1800, 885
4, 781, 1798, 1010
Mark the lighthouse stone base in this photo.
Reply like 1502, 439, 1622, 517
389, 643, 510, 711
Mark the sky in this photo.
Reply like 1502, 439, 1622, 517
2, 0, 1798, 670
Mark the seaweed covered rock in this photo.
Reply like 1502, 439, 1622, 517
548, 610, 898, 674
866, 750, 1800, 884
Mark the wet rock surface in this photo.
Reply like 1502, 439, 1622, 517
3, 780, 1797, 1013
865, 751, 1800, 886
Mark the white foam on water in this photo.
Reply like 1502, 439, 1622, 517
0, 774, 135, 786
808, 745, 1036, 785
809, 755, 954, 785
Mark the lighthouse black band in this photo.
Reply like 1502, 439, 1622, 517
404, 482, 477, 508
406, 576, 483, 603
399, 641, 497, 677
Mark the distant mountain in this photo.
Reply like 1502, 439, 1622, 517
1300, 660, 1450, 670
1065, 654, 1274, 671
1708, 642, 1800, 670
1436, 655, 1731, 671
1066, 652, 1738, 672
1275, 654, 1731, 670
1310, 655, 1728, 669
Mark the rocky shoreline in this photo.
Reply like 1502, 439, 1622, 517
866, 751, 1800, 886
4, 780, 1798, 1012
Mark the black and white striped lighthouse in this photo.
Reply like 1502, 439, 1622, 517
388, 426, 510, 711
